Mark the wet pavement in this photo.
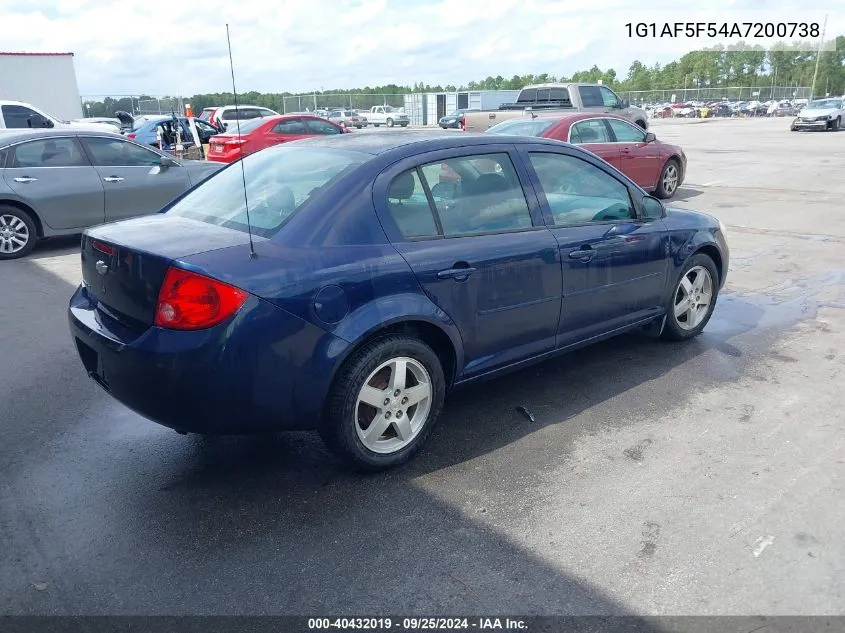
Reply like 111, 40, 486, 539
1, 117, 844, 615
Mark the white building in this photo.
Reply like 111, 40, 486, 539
404, 90, 521, 126
0, 52, 83, 120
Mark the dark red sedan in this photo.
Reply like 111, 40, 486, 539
486, 113, 686, 198
206, 114, 348, 163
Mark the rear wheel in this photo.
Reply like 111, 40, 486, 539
655, 158, 680, 199
320, 335, 446, 471
0, 206, 37, 260
661, 254, 719, 341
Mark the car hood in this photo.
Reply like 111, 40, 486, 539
800, 108, 839, 118
183, 160, 224, 186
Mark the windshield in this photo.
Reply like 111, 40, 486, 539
383, 106, 397, 112
806, 99, 842, 109
486, 118, 557, 136
166, 145, 370, 238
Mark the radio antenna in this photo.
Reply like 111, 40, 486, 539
225, 23, 256, 259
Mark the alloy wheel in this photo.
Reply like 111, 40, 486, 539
662, 163, 679, 196
0, 214, 30, 254
355, 356, 432, 454
673, 265, 714, 330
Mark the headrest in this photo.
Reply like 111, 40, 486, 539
388, 172, 415, 200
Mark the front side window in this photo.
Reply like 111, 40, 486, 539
607, 118, 646, 143
305, 119, 342, 135
569, 119, 611, 144
2, 105, 42, 129
10, 138, 87, 168
82, 136, 163, 167
387, 152, 532, 238
528, 152, 634, 226
167, 146, 369, 237
599, 87, 621, 108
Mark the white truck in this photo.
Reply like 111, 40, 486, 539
367, 105, 409, 128
0, 100, 118, 133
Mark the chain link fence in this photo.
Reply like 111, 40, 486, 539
621, 86, 813, 104
280, 93, 406, 113
79, 95, 185, 118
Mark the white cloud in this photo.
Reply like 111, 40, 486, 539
0, 0, 840, 96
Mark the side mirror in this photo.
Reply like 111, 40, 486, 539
641, 195, 665, 220
644, 132, 656, 143
160, 156, 177, 168
620, 99, 629, 109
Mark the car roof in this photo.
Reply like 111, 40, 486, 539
295, 130, 573, 156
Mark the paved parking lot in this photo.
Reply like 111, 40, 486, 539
1, 117, 844, 615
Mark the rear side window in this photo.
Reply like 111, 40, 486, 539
305, 119, 342, 135
387, 152, 532, 239
10, 138, 87, 168
166, 146, 369, 237
577, 86, 603, 107
569, 119, 611, 143
516, 89, 537, 103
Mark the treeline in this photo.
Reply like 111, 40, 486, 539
83, 37, 844, 117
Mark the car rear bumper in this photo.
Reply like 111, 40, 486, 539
68, 284, 348, 434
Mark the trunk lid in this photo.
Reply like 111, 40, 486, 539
81, 215, 253, 328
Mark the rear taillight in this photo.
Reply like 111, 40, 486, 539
223, 138, 246, 146
126, 133, 136, 139
154, 267, 248, 331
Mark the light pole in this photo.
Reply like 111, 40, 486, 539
810, 13, 828, 99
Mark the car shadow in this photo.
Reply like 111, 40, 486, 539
26, 234, 80, 259
669, 187, 703, 203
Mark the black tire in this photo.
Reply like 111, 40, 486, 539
831, 117, 841, 131
386, 118, 394, 128
373, 123, 380, 128
400, 123, 408, 128
654, 158, 681, 199
790, 126, 797, 132
661, 253, 720, 341
0, 205, 38, 260
320, 335, 446, 471
635, 119, 647, 130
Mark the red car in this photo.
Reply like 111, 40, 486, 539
486, 112, 686, 199
206, 114, 349, 163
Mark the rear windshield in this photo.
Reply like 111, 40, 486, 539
487, 118, 557, 136
166, 145, 370, 238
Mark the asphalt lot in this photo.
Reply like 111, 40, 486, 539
1, 117, 844, 616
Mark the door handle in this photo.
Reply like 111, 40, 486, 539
102, 176, 124, 183
568, 246, 595, 261
437, 264, 477, 280
13, 176, 37, 183
621, 147, 632, 154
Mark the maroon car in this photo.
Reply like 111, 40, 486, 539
486, 112, 686, 199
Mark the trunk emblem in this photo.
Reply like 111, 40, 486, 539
95, 260, 109, 276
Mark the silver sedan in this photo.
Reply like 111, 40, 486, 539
0, 129, 224, 259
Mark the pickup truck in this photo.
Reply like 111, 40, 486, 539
462, 83, 648, 133
0, 100, 118, 133
367, 105, 409, 128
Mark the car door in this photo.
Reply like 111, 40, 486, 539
604, 118, 663, 189
517, 146, 669, 347
374, 147, 562, 378
568, 118, 622, 170
2, 136, 105, 230
79, 136, 190, 222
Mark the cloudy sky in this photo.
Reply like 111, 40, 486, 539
0, 0, 839, 97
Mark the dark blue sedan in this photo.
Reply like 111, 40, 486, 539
68, 132, 729, 470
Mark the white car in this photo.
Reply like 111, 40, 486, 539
790, 97, 844, 131
209, 105, 279, 131
367, 105, 409, 128
0, 100, 118, 133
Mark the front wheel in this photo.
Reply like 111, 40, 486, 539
661, 254, 719, 341
0, 206, 37, 260
320, 336, 446, 471
831, 117, 841, 131
655, 158, 680, 199
386, 118, 394, 127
